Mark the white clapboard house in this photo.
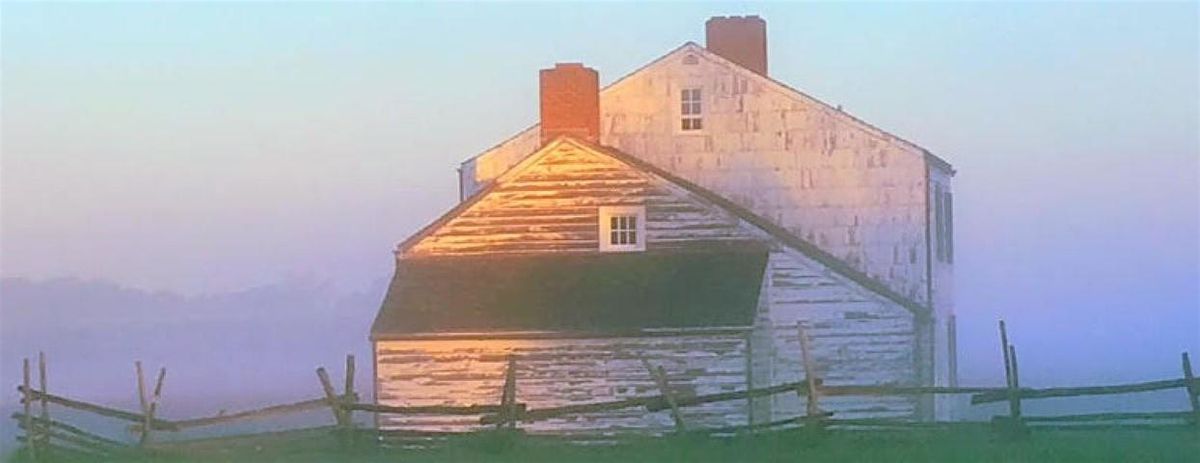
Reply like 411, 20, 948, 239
371, 16, 957, 434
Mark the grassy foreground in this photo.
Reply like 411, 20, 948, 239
8, 426, 1199, 462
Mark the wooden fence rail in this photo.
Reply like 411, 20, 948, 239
12, 413, 126, 448
11, 321, 1200, 459
970, 378, 1194, 405
17, 386, 177, 430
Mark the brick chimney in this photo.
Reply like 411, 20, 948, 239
706, 16, 767, 76
539, 63, 600, 145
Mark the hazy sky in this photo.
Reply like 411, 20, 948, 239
2, 3, 1198, 383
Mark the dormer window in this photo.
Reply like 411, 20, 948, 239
681, 88, 703, 131
599, 206, 646, 252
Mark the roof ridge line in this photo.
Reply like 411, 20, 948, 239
684, 46, 955, 173
396, 137, 576, 255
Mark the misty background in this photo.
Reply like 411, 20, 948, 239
1, 1, 1197, 443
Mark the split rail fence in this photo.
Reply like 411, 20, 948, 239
12, 321, 1200, 460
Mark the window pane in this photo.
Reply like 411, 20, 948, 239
611, 231, 619, 245
629, 231, 637, 244
693, 89, 701, 99
682, 119, 691, 130
682, 103, 691, 115
691, 102, 701, 114
681, 89, 689, 100
693, 118, 702, 130
628, 216, 637, 229
610, 216, 618, 230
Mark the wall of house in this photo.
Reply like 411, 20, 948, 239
600, 46, 933, 306
458, 45, 935, 307
373, 247, 923, 433
759, 248, 919, 422
407, 139, 927, 425
928, 165, 957, 419
374, 334, 750, 435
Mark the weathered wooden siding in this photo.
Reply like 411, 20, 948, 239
929, 166, 957, 419
408, 140, 756, 256
762, 249, 919, 421
374, 334, 749, 435
459, 44, 938, 306
392, 136, 929, 428
602, 46, 932, 306
462, 127, 542, 199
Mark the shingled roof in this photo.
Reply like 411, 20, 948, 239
371, 244, 769, 339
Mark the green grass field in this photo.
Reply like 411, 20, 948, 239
8, 426, 1199, 462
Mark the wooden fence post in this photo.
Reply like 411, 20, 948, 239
744, 330, 755, 433
1008, 345, 1023, 421
999, 320, 1014, 399
343, 355, 356, 430
344, 355, 356, 401
316, 367, 347, 428
797, 325, 825, 434
995, 321, 1027, 438
497, 355, 518, 430
641, 358, 686, 433
37, 353, 50, 451
135, 361, 152, 447
139, 368, 166, 446
23, 358, 38, 461
1182, 352, 1199, 427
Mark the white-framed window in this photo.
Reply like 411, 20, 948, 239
681, 88, 703, 131
598, 206, 646, 252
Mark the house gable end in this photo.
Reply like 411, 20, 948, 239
461, 42, 952, 199
403, 138, 760, 257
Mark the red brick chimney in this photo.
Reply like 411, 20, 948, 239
539, 63, 600, 145
706, 16, 767, 76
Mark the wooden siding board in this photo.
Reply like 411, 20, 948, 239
763, 250, 919, 422
408, 141, 756, 257
374, 335, 749, 434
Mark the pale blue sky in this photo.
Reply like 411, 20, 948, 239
2, 2, 1197, 383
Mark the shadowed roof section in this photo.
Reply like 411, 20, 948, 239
371, 245, 768, 339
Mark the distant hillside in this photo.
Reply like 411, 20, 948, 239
0, 277, 387, 408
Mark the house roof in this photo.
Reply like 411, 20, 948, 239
371, 244, 769, 339
461, 42, 954, 175
397, 137, 932, 318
